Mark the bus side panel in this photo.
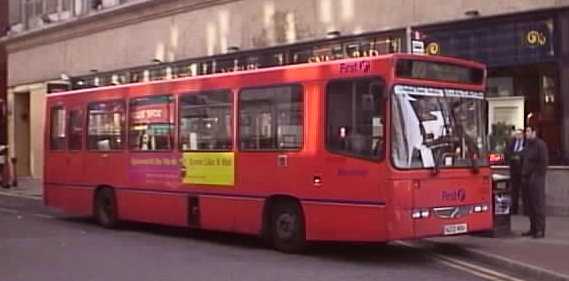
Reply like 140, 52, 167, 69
115, 190, 187, 227
199, 196, 263, 235
44, 184, 94, 216
384, 180, 415, 240
302, 202, 386, 241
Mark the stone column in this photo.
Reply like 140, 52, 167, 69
559, 10, 569, 164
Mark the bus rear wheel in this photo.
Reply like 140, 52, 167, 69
94, 188, 119, 228
270, 201, 305, 253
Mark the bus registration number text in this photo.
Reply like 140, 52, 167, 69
443, 223, 468, 235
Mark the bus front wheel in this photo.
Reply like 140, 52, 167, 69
271, 201, 305, 253
94, 188, 119, 228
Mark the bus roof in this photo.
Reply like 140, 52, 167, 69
48, 53, 485, 98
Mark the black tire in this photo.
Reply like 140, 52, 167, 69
94, 188, 119, 228
270, 201, 306, 253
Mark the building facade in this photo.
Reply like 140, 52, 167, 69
1, 0, 569, 181
0, 0, 8, 147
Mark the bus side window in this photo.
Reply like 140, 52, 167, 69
239, 85, 303, 151
128, 95, 175, 151
50, 106, 66, 150
179, 90, 233, 151
87, 100, 126, 151
68, 109, 83, 150
326, 78, 385, 160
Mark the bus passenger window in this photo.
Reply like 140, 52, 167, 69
50, 107, 66, 150
68, 110, 83, 150
239, 85, 303, 151
87, 100, 126, 151
326, 78, 384, 160
129, 96, 174, 151
179, 90, 232, 151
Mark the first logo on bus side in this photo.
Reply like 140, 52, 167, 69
340, 61, 371, 74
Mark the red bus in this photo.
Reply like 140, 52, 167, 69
44, 54, 492, 252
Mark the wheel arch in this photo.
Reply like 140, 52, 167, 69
92, 185, 116, 214
92, 185, 120, 228
261, 194, 304, 240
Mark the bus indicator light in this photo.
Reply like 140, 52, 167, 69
313, 176, 322, 186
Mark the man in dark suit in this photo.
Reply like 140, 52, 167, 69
506, 129, 525, 214
521, 126, 548, 239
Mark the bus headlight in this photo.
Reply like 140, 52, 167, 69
411, 209, 430, 219
412, 211, 421, 219
473, 204, 489, 213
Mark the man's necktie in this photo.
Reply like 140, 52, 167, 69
515, 140, 522, 152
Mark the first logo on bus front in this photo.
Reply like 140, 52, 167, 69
340, 61, 371, 74
442, 188, 467, 202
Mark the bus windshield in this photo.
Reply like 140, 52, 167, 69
391, 85, 488, 169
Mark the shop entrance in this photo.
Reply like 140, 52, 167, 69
488, 63, 562, 164
14, 92, 31, 177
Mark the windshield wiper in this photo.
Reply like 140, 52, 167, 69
471, 155, 480, 173
431, 151, 440, 175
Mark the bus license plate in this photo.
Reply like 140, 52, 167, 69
444, 223, 468, 235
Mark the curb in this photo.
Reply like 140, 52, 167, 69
0, 190, 42, 201
460, 247, 569, 281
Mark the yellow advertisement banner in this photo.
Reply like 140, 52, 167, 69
182, 152, 235, 186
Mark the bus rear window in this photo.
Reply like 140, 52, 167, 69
396, 59, 484, 85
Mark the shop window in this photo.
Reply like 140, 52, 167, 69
68, 109, 83, 150
62, 0, 72, 11
239, 85, 303, 151
487, 64, 564, 164
128, 96, 175, 151
9, 0, 22, 25
90, 0, 102, 10
50, 106, 66, 150
33, 0, 43, 15
487, 77, 514, 97
45, 0, 58, 14
87, 100, 125, 151
326, 78, 384, 160
541, 75, 557, 106
180, 91, 232, 151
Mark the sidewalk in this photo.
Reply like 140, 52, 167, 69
0, 177, 42, 200
424, 215, 569, 281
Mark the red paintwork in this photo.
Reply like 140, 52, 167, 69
199, 196, 264, 233
44, 184, 94, 216
303, 203, 385, 241
116, 190, 188, 227
44, 53, 492, 242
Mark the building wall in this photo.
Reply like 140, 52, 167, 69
7, 84, 46, 179
546, 168, 569, 216
2, 0, 569, 180
0, 0, 8, 145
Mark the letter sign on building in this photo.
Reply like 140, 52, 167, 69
526, 30, 547, 47
426, 42, 440, 55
